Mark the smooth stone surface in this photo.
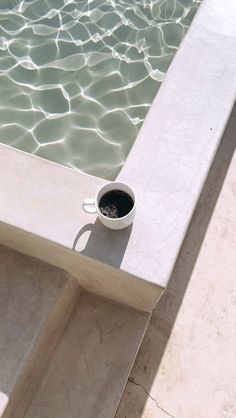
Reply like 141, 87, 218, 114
116, 106, 236, 418
24, 292, 149, 418
0, 246, 65, 395
118, 0, 236, 288
0, 144, 162, 313
3, 278, 81, 418
0, 245, 76, 417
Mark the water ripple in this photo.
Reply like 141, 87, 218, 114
0, 0, 201, 179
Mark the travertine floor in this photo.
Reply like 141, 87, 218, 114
116, 107, 236, 418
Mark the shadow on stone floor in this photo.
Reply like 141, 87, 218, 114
115, 105, 236, 417
73, 220, 133, 269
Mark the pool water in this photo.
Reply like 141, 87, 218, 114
0, 0, 201, 180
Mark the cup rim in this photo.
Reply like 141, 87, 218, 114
95, 182, 136, 221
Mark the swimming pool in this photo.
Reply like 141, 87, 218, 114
0, 0, 235, 312
0, 0, 201, 179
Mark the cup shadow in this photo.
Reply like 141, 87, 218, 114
72, 219, 133, 269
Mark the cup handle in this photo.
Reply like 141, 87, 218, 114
82, 198, 97, 214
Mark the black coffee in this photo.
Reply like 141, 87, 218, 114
99, 190, 134, 219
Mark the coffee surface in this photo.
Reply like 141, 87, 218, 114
99, 190, 134, 219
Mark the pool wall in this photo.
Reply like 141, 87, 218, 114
0, 0, 235, 312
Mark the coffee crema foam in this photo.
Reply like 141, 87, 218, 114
0, 0, 201, 179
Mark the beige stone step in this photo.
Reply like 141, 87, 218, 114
0, 245, 80, 418
23, 292, 149, 418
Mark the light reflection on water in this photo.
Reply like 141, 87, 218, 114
0, 0, 201, 179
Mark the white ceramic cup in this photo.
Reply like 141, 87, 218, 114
82, 182, 136, 230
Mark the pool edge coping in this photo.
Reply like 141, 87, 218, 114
0, 0, 235, 312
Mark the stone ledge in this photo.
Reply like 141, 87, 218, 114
0, 0, 235, 311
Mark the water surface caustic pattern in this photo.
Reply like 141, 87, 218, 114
0, 0, 201, 179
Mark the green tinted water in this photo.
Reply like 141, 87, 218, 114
0, 0, 201, 179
